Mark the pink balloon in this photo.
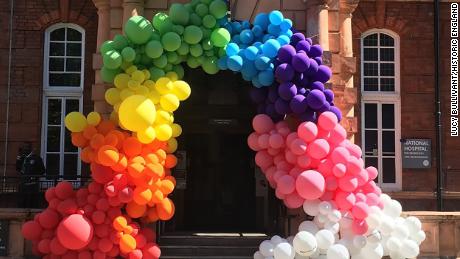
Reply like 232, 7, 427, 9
362, 181, 381, 196
57, 214, 93, 250
276, 120, 289, 129
45, 187, 57, 202
325, 176, 338, 191
297, 121, 318, 142
286, 132, 299, 147
266, 168, 276, 184
142, 243, 161, 259
104, 184, 117, 197
129, 249, 143, 259
317, 128, 330, 139
255, 150, 273, 169
257, 134, 270, 149
247, 132, 261, 151
346, 156, 363, 175
285, 150, 297, 164
352, 202, 370, 220
320, 191, 334, 201
366, 166, 378, 180
289, 167, 303, 178
330, 147, 350, 165
366, 193, 380, 206
274, 154, 285, 164
277, 127, 291, 137
356, 169, 369, 186
284, 191, 304, 209
276, 160, 293, 172
267, 147, 281, 156
329, 124, 347, 145
57, 199, 78, 215
317, 159, 333, 176
352, 219, 368, 235
277, 175, 296, 194
355, 193, 367, 203
307, 139, 330, 159
335, 191, 356, 210
338, 175, 358, 192
332, 163, 347, 178
290, 138, 307, 155
347, 143, 363, 158
296, 170, 325, 200
297, 155, 311, 168
273, 170, 287, 184
275, 188, 287, 199
118, 187, 133, 203
318, 111, 338, 131
252, 114, 275, 134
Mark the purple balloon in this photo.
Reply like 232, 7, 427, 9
318, 102, 331, 112
298, 109, 316, 122
306, 89, 326, 110
278, 45, 297, 63
306, 38, 313, 45
275, 63, 295, 82
295, 40, 311, 53
268, 86, 278, 102
278, 82, 297, 101
329, 106, 342, 121
292, 52, 310, 73
315, 65, 332, 83
295, 73, 310, 87
308, 44, 323, 58
298, 88, 307, 95
290, 94, 308, 114
314, 57, 322, 65
310, 81, 325, 91
266, 103, 280, 119
305, 59, 319, 77
250, 88, 268, 104
275, 98, 291, 114
324, 89, 334, 102
290, 33, 305, 47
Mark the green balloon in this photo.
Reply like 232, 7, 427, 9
134, 54, 142, 64
164, 63, 173, 72
169, 4, 190, 26
152, 13, 173, 35
202, 57, 219, 74
161, 32, 182, 52
209, 0, 228, 19
149, 67, 166, 81
103, 50, 122, 69
203, 14, 216, 29
124, 16, 153, 44
153, 54, 168, 68
166, 51, 179, 64
172, 25, 185, 35
197, 55, 205, 64
189, 13, 202, 26
101, 66, 120, 83
218, 47, 226, 57
145, 40, 164, 59
200, 0, 212, 4
187, 56, 201, 68
190, 44, 203, 57
210, 28, 230, 47
205, 50, 215, 57
172, 65, 185, 79
101, 40, 115, 54
202, 28, 212, 38
113, 35, 129, 50
141, 54, 153, 66
177, 42, 190, 56
121, 47, 136, 62
150, 32, 161, 41
202, 39, 213, 50
195, 3, 209, 17
184, 25, 203, 45
121, 61, 133, 70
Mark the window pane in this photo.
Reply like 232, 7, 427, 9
380, 63, 394, 76
380, 78, 395, 92
66, 58, 82, 72
364, 63, 378, 76
380, 48, 394, 61
49, 58, 64, 71
364, 78, 378, 91
364, 48, 378, 61
364, 103, 377, 128
380, 34, 394, 46
47, 99, 62, 125
363, 34, 378, 46
50, 28, 65, 41
67, 43, 82, 56
49, 73, 81, 87
50, 42, 65, 56
365, 130, 378, 155
64, 154, 78, 178
382, 158, 396, 183
47, 126, 61, 152
66, 99, 80, 114
64, 129, 77, 152
46, 154, 60, 176
382, 104, 395, 129
67, 28, 82, 41
382, 131, 395, 154
365, 157, 378, 169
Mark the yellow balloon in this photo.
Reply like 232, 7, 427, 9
110, 111, 119, 124
128, 79, 141, 90
114, 102, 121, 112
171, 123, 182, 137
119, 95, 156, 132
155, 124, 172, 141
65, 112, 87, 132
105, 88, 121, 105
135, 85, 150, 96
131, 70, 145, 82
120, 89, 135, 100
155, 110, 172, 125
147, 90, 160, 104
144, 80, 155, 90
87, 112, 101, 126
142, 69, 151, 80
160, 94, 180, 112
137, 127, 156, 144
172, 80, 191, 101
155, 77, 173, 95
167, 138, 178, 153
166, 72, 179, 81
114, 73, 130, 89
125, 65, 138, 75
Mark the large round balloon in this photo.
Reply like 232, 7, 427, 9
56, 214, 94, 250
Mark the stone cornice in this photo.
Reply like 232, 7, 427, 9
340, 0, 360, 14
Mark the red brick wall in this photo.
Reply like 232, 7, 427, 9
0, 0, 98, 177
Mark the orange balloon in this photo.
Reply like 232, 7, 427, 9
144, 163, 164, 180
126, 202, 146, 218
83, 125, 98, 140
133, 187, 152, 205
127, 163, 144, 179
164, 168, 172, 177
145, 140, 165, 152
90, 133, 105, 150
111, 154, 128, 172
157, 198, 175, 221
97, 120, 116, 135
108, 130, 125, 149
113, 216, 128, 232
98, 145, 120, 167
160, 179, 175, 195
71, 132, 88, 148
130, 175, 150, 188
155, 150, 166, 163
149, 189, 164, 204
165, 175, 176, 186
81, 147, 95, 163
164, 155, 177, 169
123, 137, 142, 158
104, 133, 119, 147
146, 207, 159, 222
145, 154, 159, 164
130, 156, 145, 165
119, 234, 137, 254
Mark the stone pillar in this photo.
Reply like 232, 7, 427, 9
123, 0, 145, 25
306, 0, 329, 50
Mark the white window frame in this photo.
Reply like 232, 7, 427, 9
361, 29, 402, 191
41, 23, 85, 179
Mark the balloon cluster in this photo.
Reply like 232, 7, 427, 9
217, 11, 293, 87
21, 182, 161, 258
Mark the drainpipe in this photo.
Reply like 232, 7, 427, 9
2, 0, 14, 182
434, 0, 443, 211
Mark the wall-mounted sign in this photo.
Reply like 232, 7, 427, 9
402, 139, 431, 169
0, 220, 9, 256
174, 150, 187, 189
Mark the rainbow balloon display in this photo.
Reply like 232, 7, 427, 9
21, 0, 425, 258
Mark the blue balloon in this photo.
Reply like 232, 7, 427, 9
254, 13, 270, 30
242, 21, 251, 29
217, 57, 228, 70
242, 72, 253, 81
254, 55, 271, 70
252, 25, 263, 37
258, 70, 275, 86
252, 76, 263, 88
232, 22, 242, 33
280, 19, 293, 31
269, 11, 284, 25
277, 35, 290, 45
240, 29, 254, 44
262, 39, 281, 58
253, 42, 263, 48
224, 23, 233, 34
218, 18, 228, 26
245, 46, 259, 60
242, 60, 258, 78
268, 24, 281, 35
262, 34, 274, 43
227, 55, 243, 71
231, 34, 241, 44
226, 43, 240, 56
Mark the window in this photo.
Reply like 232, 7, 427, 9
41, 24, 85, 178
361, 30, 401, 191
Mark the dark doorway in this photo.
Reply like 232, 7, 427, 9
169, 68, 258, 232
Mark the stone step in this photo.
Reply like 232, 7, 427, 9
159, 235, 267, 247
160, 245, 258, 257
161, 256, 252, 259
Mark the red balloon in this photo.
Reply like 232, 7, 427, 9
57, 199, 78, 215
129, 249, 143, 259
88, 237, 100, 251
22, 221, 43, 240
41, 229, 55, 239
135, 234, 147, 249
142, 243, 161, 259
39, 209, 60, 229
105, 183, 117, 197
98, 238, 114, 253
140, 228, 156, 242
78, 251, 92, 259
56, 214, 94, 250
50, 237, 68, 255
45, 187, 57, 202
108, 196, 122, 207
89, 182, 104, 194
95, 224, 110, 238
76, 188, 89, 199
62, 251, 79, 259
113, 173, 128, 188
87, 194, 100, 205
108, 246, 120, 257
38, 238, 51, 254
96, 198, 110, 211
107, 207, 122, 220
55, 181, 74, 200
118, 187, 134, 203
49, 198, 60, 209
92, 211, 106, 225
91, 163, 114, 184
93, 250, 107, 259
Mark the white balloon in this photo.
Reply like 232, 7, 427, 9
286, 236, 294, 244
405, 216, 422, 235
254, 251, 265, 259
271, 235, 284, 246
298, 221, 319, 234
314, 215, 325, 227
260, 240, 275, 257
352, 235, 367, 249
400, 239, 419, 258
380, 194, 391, 204
327, 244, 350, 259
389, 250, 405, 259
383, 200, 402, 218
294, 253, 309, 259
412, 230, 426, 245
317, 214, 328, 224
315, 230, 335, 250
385, 237, 402, 251
340, 212, 354, 229
328, 209, 342, 222
319, 201, 332, 215
360, 243, 383, 259
378, 215, 395, 235
274, 242, 295, 259
367, 230, 382, 243
391, 224, 409, 240
293, 231, 317, 256
324, 221, 340, 234
366, 213, 381, 229
303, 199, 321, 216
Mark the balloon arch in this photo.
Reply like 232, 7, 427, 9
22, 0, 425, 258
